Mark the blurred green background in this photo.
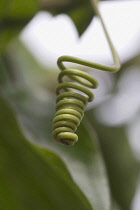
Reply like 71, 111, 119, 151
0, 0, 140, 210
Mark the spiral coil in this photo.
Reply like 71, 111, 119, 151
52, 0, 121, 146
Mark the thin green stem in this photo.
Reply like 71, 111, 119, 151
57, 0, 121, 73
91, 0, 120, 70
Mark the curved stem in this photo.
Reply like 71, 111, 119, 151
57, 0, 121, 73
91, 0, 120, 69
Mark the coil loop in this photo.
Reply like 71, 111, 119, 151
52, 66, 99, 145
52, 0, 121, 146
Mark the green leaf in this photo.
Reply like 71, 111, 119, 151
0, 0, 38, 52
0, 0, 38, 19
63, 2, 94, 37
1, 44, 112, 209
3, 90, 112, 209
68, 2, 94, 36
0, 94, 92, 210
7, 94, 111, 210
57, 118, 112, 210
45, 0, 95, 36
87, 111, 140, 210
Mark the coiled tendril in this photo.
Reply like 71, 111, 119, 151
52, 0, 121, 146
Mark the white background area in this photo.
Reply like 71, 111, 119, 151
21, 1, 140, 67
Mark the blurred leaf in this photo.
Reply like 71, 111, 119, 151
0, 0, 98, 51
68, 2, 94, 36
3, 90, 112, 210
114, 54, 140, 82
86, 110, 140, 210
0, 94, 92, 210
121, 54, 140, 71
0, 0, 38, 52
0, 0, 38, 19
0, 29, 19, 52
2, 40, 55, 91
57, 118, 112, 210
0, 57, 8, 85
1, 44, 112, 210
44, 0, 95, 36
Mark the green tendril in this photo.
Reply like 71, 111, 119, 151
52, 0, 121, 146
